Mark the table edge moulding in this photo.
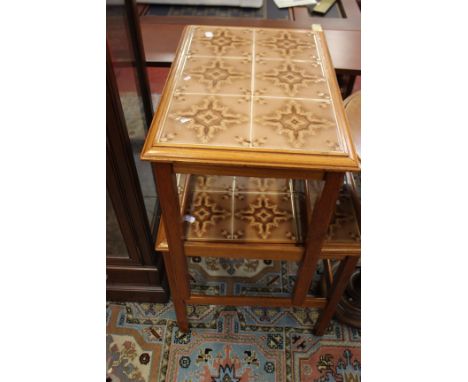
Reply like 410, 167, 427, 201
140, 24, 361, 335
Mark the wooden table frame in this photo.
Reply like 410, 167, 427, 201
152, 163, 359, 335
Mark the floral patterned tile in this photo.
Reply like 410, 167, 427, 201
184, 190, 233, 241
235, 177, 291, 194
233, 192, 300, 243
189, 26, 253, 58
181, 176, 305, 243
191, 175, 235, 193
190, 175, 291, 194
252, 97, 343, 152
176, 56, 252, 96
157, 94, 250, 147
255, 59, 329, 99
178, 175, 359, 245
255, 29, 320, 62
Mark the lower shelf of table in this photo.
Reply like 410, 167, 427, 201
156, 174, 361, 259
157, 174, 360, 304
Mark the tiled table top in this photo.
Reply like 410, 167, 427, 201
141, 25, 359, 172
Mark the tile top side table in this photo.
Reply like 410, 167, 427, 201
141, 24, 360, 334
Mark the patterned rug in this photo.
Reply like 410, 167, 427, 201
107, 301, 360, 381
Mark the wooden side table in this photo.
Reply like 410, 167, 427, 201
141, 24, 360, 335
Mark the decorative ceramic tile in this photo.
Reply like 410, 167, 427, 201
295, 181, 360, 244
233, 192, 300, 243
252, 98, 342, 151
177, 175, 359, 244
189, 26, 253, 57
192, 175, 235, 193
146, 25, 357, 160
182, 175, 303, 243
161, 94, 250, 146
176, 56, 251, 95
255, 28, 320, 61
235, 177, 291, 193
255, 59, 328, 99
184, 190, 233, 241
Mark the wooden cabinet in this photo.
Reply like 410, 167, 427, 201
106, 0, 168, 302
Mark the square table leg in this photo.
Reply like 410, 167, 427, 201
293, 172, 344, 305
152, 163, 190, 332
162, 251, 189, 332
313, 256, 360, 335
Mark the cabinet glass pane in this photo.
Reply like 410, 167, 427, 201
106, 191, 129, 258
107, 0, 158, 224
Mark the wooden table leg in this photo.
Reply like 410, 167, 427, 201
162, 252, 189, 332
313, 256, 360, 335
293, 172, 344, 305
153, 163, 190, 332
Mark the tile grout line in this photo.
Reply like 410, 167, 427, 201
187, 54, 320, 64
174, 91, 330, 103
231, 177, 236, 239
198, 190, 292, 195
249, 30, 256, 147
288, 179, 299, 241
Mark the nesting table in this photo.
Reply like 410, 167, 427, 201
141, 24, 360, 335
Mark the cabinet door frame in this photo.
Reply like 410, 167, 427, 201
106, 44, 155, 268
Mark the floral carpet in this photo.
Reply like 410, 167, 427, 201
106, 300, 360, 381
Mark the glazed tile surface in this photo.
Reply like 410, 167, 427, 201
154, 25, 347, 154
183, 175, 304, 243
163, 94, 250, 146
189, 27, 253, 57
255, 28, 320, 61
180, 175, 360, 245
177, 57, 252, 95
255, 59, 328, 99
253, 98, 339, 151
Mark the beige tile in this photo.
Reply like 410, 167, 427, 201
176, 56, 252, 96
189, 26, 253, 58
255, 29, 320, 61
158, 94, 250, 147
185, 191, 233, 241
252, 97, 343, 152
191, 175, 235, 193
234, 177, 291, 194
233, 192, 298, 243
255, 60, 328, 99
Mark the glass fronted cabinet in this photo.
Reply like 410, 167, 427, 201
106, 0, 167, 302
